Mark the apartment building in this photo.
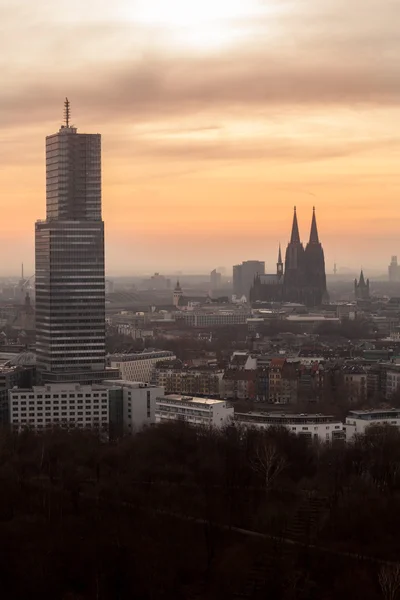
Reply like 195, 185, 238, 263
235, 412, 344, 443
156, 394, 233, 428
345, 408, 400, 442
154, 365, 223, 397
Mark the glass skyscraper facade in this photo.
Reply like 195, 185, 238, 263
35, 121, 107, 383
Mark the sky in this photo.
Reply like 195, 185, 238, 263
0, 0, 399, 276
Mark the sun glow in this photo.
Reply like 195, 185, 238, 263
127, 0, 264, 50
133, 0, 256, 27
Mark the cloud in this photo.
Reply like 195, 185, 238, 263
0, 0, 399, 131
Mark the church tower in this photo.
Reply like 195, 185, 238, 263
283, 207, 306, 302
303, 207, 328, 305
355, 270, 370, 301
173, 280, 183, 307
277, 244, 283, 278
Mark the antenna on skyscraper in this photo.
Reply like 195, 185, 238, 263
64, 97, 70, 128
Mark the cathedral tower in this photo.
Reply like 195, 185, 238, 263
283, 207, 306, 302
303, 207, 328, 305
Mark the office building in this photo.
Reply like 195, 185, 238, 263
156, 394, 233, 428
9, 383, 109, 432
103, 379, 164, 433
35, 100, 110, 383
108, 350, 176, 383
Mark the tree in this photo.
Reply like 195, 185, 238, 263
251, 435, 287, 495
379, 565, 400, 600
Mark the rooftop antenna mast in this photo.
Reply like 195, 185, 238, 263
64, 97, 70, 128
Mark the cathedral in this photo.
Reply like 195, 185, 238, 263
250, 207, 329, 307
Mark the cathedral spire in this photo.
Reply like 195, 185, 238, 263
359, 270, 365, 286
278, 243, 282, 264
309, 206, 319, 244
290, 206, 300, 243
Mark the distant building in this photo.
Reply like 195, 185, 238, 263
9, 383, 110, 432
233, 261, 265, 300
342, 366, 367, 404
251, 207, 329, 307
154, 364, 223, 397
210, 269, 222, 291
178, 310, 250, 327
235, 412, 344, 443
345, 408, 400, 442
354, 270, 370, 300
156, 394, 233, 428
388, 256, 400, 282
108, 350, 176, 383
268, 358, 298, 404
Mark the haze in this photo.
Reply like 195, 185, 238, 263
0, 0, 399, 275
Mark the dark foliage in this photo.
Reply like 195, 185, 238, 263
0, 423, 399, 598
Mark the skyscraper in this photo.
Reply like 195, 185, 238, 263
35, 100, 108, 383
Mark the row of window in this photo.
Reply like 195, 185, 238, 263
13, 392, 107, 400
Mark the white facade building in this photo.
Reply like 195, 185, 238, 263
156, 394, 233, 428
235, 412, 344, 443
108, 350, 176, 383
9, 383, 109, 432
345, 408, 400, 442
103, 380, 164, 432
179, 311, 250, 327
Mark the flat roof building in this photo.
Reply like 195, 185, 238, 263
156, 394, 233, 428
235, 412, 344, 443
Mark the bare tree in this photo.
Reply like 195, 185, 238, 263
251, 437, 287, 495
379, 565, 400, 600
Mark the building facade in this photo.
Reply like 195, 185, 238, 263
250, 207, 328, 307
345, 408, 400, 441
35, 101, 107, 383
154, 365, 223, 397
108, 350, 176, 383
235, 412, 344, 443
9, 383, 109, 432
156, 394, 233, 428
103, 380, 164, 433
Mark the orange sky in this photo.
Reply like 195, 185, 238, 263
0, 0, 399, 276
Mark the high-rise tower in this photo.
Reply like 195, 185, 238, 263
35, 100, 108, 383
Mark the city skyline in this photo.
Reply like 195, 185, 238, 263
1, 0, 399, 274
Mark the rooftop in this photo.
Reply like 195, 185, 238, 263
159, 394, 226, 406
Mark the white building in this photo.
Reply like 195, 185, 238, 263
9, 383, 109, 432
156, 394, 233, 428
179, 311, 250, 327
345, 408, 400, 442
108, 350, 176, 383
103, 380, 164, 433
235, 412, 344, 443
